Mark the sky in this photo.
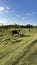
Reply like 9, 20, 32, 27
0, 0, 37, 25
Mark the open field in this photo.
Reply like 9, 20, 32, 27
0, 27, 37, 65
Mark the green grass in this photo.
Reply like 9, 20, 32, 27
0, 28, 37, 65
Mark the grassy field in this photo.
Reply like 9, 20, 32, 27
0, 27, 37, 65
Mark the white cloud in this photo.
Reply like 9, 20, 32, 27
0, 6, 10, 13
6, 7, 10, 10
4, 10, 9, 13
19, 16, 25, 20
27, 12, 35, 15
24, 12, 35, 16
16, 15, 20, 17
0, 7, 4, 11
16, 14, 26, 20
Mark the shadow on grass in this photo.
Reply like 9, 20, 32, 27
12, 39, 22, 44
20, 34, 31, 37
4, 38, 10, 41
0, 34, 3, 37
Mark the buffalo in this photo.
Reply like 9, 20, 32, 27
11, 30, 19, 35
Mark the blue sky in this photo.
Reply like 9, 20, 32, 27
0, 0, 37, 25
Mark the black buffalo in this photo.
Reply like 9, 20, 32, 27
11, 30, 19, 35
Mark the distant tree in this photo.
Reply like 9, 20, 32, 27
26, 24, 33, 28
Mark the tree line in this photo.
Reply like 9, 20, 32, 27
0, 24, 37, 29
